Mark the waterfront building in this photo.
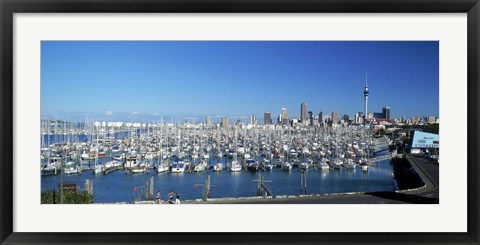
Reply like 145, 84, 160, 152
221, 116, 228, 128
332, 111, 339, 124
383, 106, 391, 120
264, 112, 271, 125
301, 102, 308, 125
409, 131, 439, 153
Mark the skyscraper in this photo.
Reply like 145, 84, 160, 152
318, 112, 323, 124
264, 112, 271, 125
332, 111, 339, 124
301, 102, 308, 125
221, 116, 228, 128
308, 111, 313, 126
281, 108, 289, 125
355, 112, 364, 124
364, 74, 369, 122
205, 116, 211, 127
382, 106, 391, 120
250, 114, 257, 125
281, 108, 288, 119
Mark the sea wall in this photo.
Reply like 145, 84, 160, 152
391, 156, 425, 190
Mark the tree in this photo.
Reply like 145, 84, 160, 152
41, 190, 94, 204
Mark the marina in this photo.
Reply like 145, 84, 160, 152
39, 41, 439, 204
41, 121, 399, 203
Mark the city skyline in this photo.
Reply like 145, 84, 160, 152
41, 41, 439, 121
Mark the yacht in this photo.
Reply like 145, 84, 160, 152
171, 160, 186, 173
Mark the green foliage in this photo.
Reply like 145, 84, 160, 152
398, 124, 439, 135
423, 124, 439, 134
41, 190, 94, 204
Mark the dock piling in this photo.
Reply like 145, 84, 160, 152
84, 179, 94, 194
257, 174, 262, 196
149, 177, 154, 200
300, 170, 307, 195
203, 175, 211, 201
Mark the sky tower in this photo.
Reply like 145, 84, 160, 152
364, 73, 369, 121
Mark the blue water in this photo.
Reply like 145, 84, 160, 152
41, 160, 397, 203
41, 133, 398, 203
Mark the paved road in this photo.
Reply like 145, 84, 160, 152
402, 154, 439, 200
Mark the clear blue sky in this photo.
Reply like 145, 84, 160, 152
41, 41, 438, 122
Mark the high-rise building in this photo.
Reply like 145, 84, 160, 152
301, 102, 308, 125
364, 74, 369, 122
221, 116, 228, 128
373, 112, 384, 119
264, 112, 271, 125
318, 112, 323, 124
250, 114, 257, 125
332, 111, 339, 124
205, 116, 211, 127
308, 111, 314, 126
281, 108, 288, 120
382, 106, 391, 120
281, 108, 289, 126
355, 112, 364, 124
411, 117, 419, 124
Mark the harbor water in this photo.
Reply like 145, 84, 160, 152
41, 157, 398, 203
40, 129, 398, 203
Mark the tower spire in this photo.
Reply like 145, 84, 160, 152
363, 72, 369, 122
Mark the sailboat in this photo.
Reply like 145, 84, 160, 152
194, 162, 206, 172
230, 127, 242, 172
344, 158, 356, 169
319, 157, 330, 171
213, 162, 224, 172
246, 158, 259, 172
157, 126, 169, 173
93, 145, 103, 174
213, 151, 224, 172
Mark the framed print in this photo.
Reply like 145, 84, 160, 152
1, 0, 479, 244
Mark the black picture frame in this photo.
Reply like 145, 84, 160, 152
1, 0, 479, 244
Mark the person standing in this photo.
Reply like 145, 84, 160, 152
168, 190, 174, 204
175, 193, 181, 204
156, 191, 161, 204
